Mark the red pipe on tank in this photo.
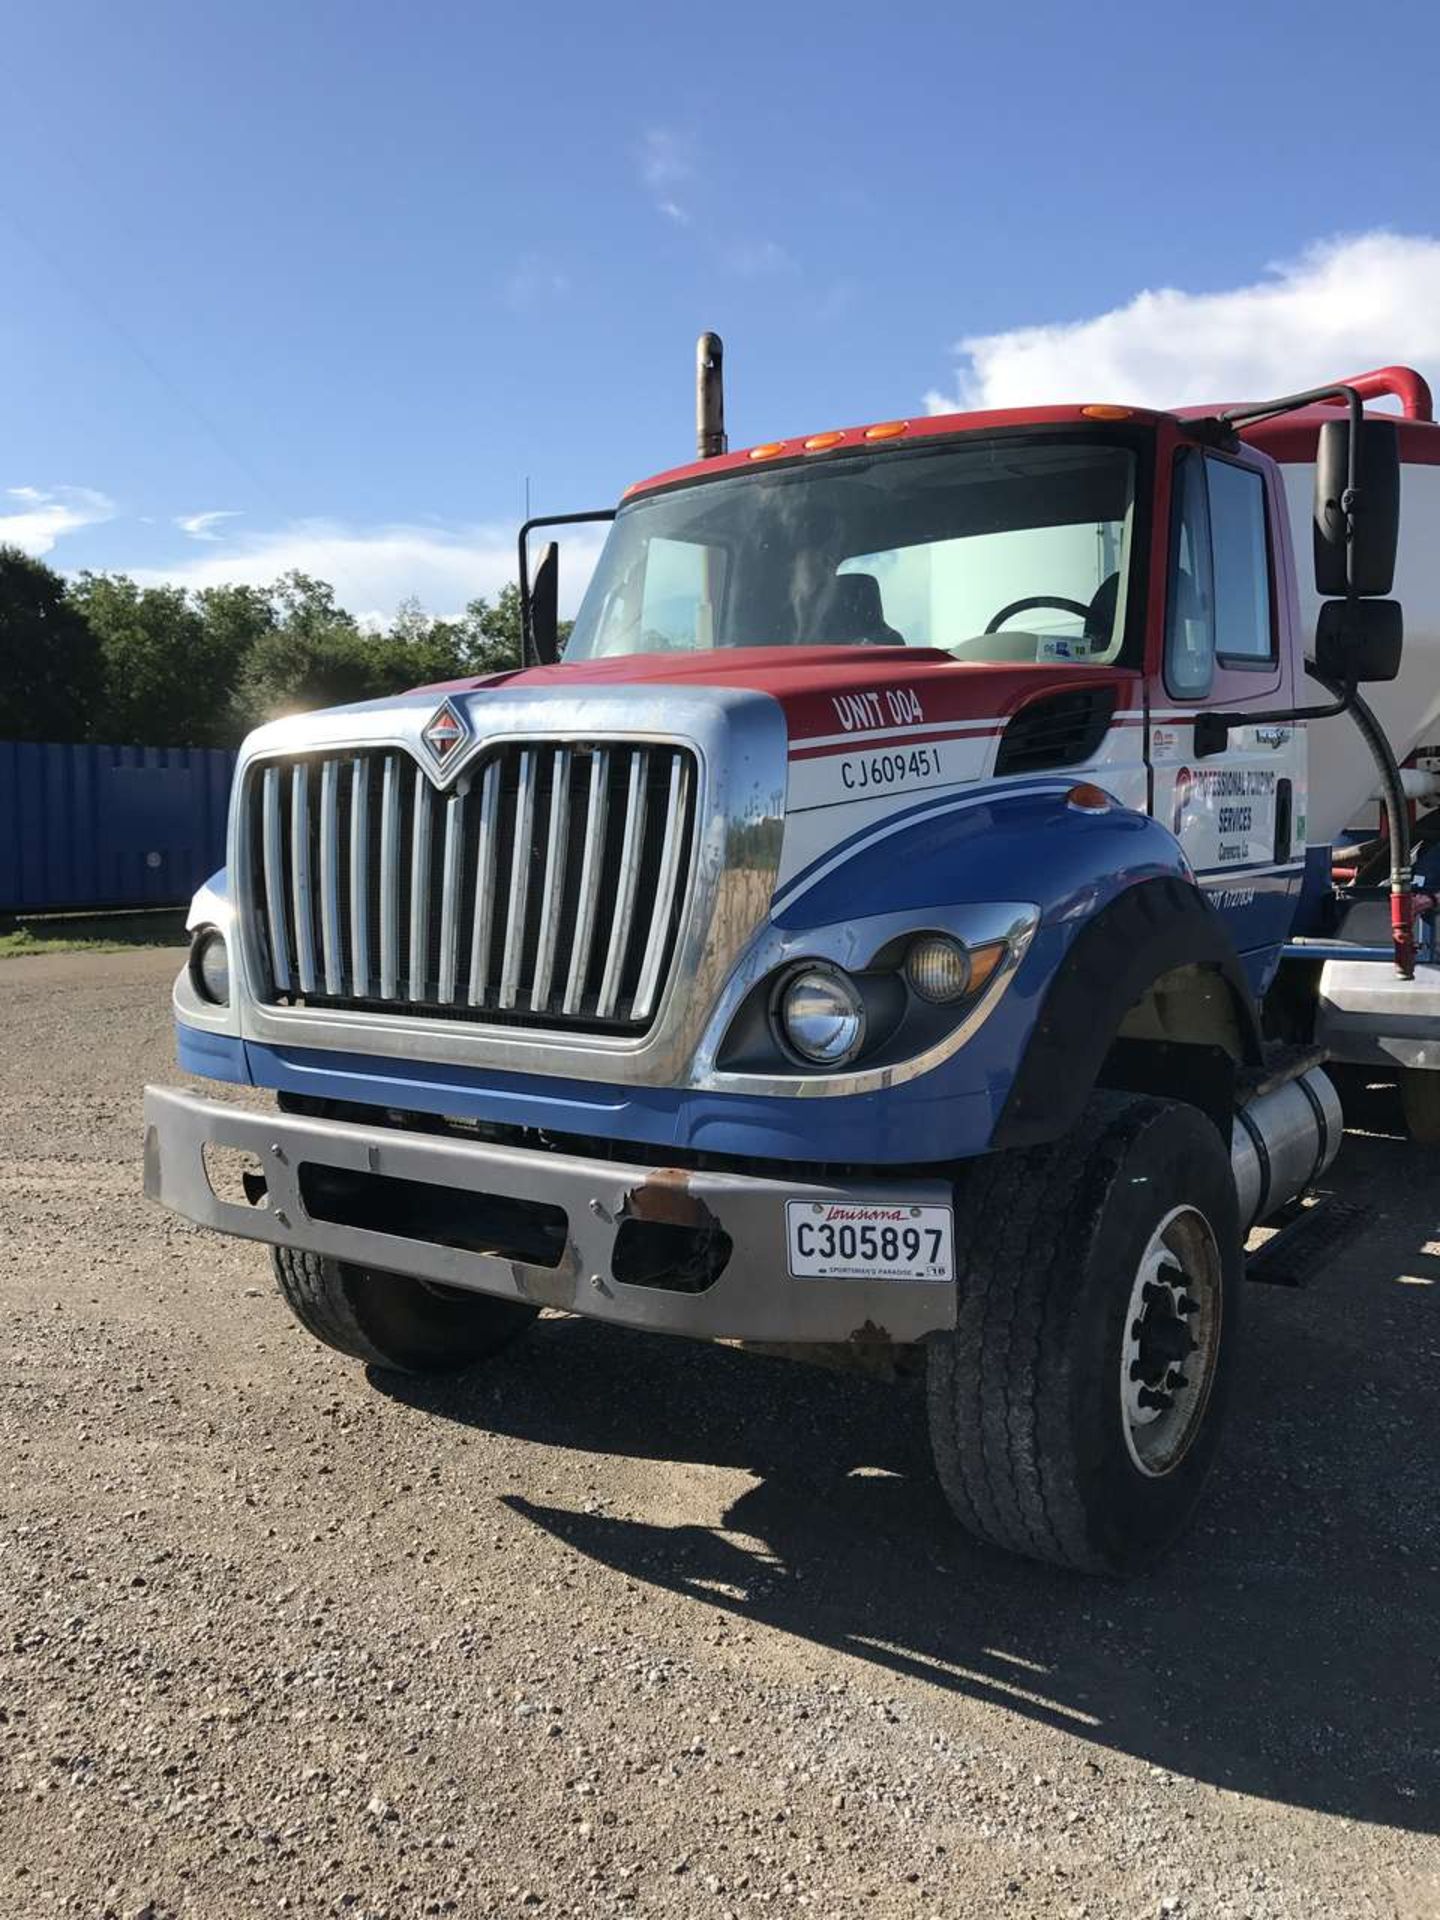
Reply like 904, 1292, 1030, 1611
1392, 886, 1418, 979
1321, 365, 1434, 421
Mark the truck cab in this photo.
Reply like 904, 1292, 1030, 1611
145, 349, 1429, 1576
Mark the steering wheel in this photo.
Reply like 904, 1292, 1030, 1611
984, 594, 1091, 635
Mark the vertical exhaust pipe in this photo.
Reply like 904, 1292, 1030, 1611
697, 332, 726, 459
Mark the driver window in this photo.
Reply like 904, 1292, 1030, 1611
1165, 454, 1214, 699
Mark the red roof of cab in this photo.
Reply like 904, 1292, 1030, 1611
621, 402, 1175, 501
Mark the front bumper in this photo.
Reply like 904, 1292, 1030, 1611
142, 1085, 957, 1345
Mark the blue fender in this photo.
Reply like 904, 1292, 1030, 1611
751, 781, 1205, 1161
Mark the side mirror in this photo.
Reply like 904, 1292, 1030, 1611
1314, 597, 1403, 683
1314, 416, 1400, 597
528, 541, 559, 665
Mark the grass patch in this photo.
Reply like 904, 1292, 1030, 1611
0, 909, 189, 958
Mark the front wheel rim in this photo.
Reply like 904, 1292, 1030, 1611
1119, 1204, 1223, 1478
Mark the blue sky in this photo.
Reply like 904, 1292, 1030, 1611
4, 0, 1440, 617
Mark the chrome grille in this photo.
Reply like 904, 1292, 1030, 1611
245, 742, 698, 1032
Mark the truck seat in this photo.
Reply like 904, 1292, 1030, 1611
824, 573, 906, 646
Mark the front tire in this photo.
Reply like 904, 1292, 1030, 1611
927, 1093, 1241, 1576
272, 1248, 538, 1375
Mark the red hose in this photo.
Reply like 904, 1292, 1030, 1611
1392, 887, 1418, 979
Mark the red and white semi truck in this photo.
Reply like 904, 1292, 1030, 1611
145, 344, 1440, 1575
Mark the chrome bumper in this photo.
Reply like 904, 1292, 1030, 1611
142, 1085, 957, 1345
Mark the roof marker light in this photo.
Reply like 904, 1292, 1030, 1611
1081, 405, 1133, 421
803, 431, 846, 452
748, 441, 786, 460
1066, 782, 1115, 813
864, 421, 909, 440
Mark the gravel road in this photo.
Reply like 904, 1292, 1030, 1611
1, 948, 1437, 1919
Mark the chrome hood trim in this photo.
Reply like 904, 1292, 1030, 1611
229, 683, 789, 1086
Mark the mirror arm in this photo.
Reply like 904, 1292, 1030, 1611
517, 509, 617, 665
1192, 667, 1353, 758
1221, 384, 1364, 593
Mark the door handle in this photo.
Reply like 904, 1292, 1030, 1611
1274, 777, 1293, 864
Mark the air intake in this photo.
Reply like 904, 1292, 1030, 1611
993, 687, 1117, 777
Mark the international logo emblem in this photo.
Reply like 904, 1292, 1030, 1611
421, 699, 469, 769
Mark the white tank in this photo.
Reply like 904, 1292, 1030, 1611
1276, 452, 1440, 847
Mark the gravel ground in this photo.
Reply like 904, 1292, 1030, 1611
1, 948, 1437, 1920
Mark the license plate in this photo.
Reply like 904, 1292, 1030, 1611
785, 1201, 955, 1282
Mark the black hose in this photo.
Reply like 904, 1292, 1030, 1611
1311, 667, 1414, 975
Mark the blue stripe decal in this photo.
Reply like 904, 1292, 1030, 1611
773, 777, 1075, 912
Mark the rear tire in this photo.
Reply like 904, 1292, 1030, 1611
1400, 1068, 1440, 1148
927, 1093, 1241, 1576
272, 1248, 538, 1374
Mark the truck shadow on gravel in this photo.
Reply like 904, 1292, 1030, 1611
373, 1110, 1439, 1836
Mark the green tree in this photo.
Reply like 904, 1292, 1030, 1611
3, 556, 567, 743
231, 623, 382, 726
370, 597, 469, 689
231, 574, 373, 729
457, 584, 525, 674
451, 583, 572, 675
73, 572, 263, 746
194, 582, 276, 672
228, 575, 472, 728
268, 570, 359, 641
0, 545, 102, 742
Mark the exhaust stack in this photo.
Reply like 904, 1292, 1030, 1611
697, 331, 726, 459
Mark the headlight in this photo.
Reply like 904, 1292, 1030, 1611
775, 964, 867, 1067
190, 928, 230, 1006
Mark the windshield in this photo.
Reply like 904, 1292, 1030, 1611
565, 435, 1138, 666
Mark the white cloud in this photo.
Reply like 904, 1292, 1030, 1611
926, 232, 1440, 413
504, 254, 572, 309
639, 126, 693, 224
635, 124, 794, 270
640, 126, 690, 190
723, 237, 794, 278
0, 484, 115, 555
129, 517, 607, 624
176, 509, 242, 541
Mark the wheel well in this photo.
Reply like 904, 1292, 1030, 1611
1097, 963, 1249, 1136
1113, 962, 1247, 1054
994, 877, 1261, 1151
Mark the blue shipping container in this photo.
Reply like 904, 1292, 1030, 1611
0, 741, 237, 913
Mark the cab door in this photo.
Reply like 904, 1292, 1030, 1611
1147, 447, 1306, 972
